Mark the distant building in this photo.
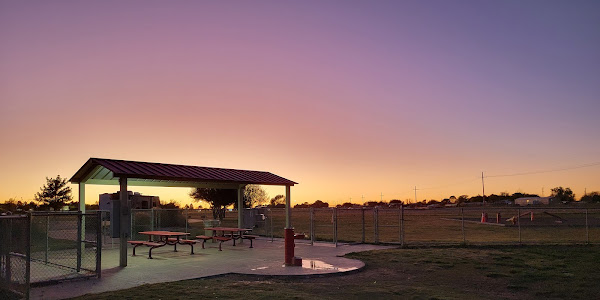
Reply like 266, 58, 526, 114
99, 191, 160, 210
514, 197, 554, 206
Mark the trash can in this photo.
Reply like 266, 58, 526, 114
203, 219, 221, 236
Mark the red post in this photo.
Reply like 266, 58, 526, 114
496, 213, 501, 224
284, 228, 295, 266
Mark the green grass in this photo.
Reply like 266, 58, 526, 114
71, 245, 600, 300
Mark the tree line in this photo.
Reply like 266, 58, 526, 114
2, 176, 599, 215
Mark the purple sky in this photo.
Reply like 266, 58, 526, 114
1, 1, 599, 205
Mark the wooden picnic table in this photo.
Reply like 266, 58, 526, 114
135, 231, 195, 258
205, 227, 253, 246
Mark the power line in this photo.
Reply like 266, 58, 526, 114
485, 161, 600, 178
418, 177, 480, 190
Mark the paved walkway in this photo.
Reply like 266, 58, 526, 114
31, 238, 395, 299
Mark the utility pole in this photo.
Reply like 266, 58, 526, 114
361, 195, 364, 205
542, 187, 544, 197
414, 186, 417, 204
481, 172, 485, 206
380, 192, 383, 202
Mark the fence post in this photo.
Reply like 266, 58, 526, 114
25, 213, 31, 300
185, 209, 189, 234
270, 208, 274, 242
150, 208, 154, 231
96, 211, 102, 278
6, 217, 12, 289
77, 212, 82, 272
333, 208, 338, 247
310, 208, 314, 245
401, 205, 405, 247
130, 210, 135, 241
45, 214, 49, 263
398, 207, 401, 244
585, 209, 589, 244
374, 207, 379, 244
361, 208, 365, 244
461, 208, 465, 245
517, 208, 521, 244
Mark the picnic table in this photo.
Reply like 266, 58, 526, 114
205, 227, 253, 246
130, 231, 195, 259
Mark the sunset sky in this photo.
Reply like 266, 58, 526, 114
1, 1, 599, 207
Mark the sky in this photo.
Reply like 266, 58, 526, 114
1, 0, 599, 207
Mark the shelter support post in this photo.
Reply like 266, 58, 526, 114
238, 186, 244, 228
284, 185, 298, 266
79, 183, 86, 259
119, 177, 129, 267
79, 183, 85, 213
285, 185, 291, 228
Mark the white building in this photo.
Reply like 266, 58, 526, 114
99, 191, 160, 210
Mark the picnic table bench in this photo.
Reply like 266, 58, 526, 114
205, 227, 253, 246
128, 240, 165, 259
241, 235, 258, 248
129, 231, 194, 259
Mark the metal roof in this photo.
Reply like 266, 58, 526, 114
70, 158, 297, 187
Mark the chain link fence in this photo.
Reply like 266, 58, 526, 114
29, 212, 101, 286
0, 215, 30, 300
125, 207, 599, 247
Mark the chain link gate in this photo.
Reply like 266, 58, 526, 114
29, 212, 101, 285
0, 214, 30, 299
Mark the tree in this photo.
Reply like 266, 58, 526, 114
35, 175, 72, 210
294, 202, 310, 208
551, 186, 575, 203
389, 199, 403, 207
243, 185, 269, 208
160, 200, 181, 209
581, 192, 600, 203
189, 188, 237, 220
270, 195, 286, 208
311, 200, 329, 208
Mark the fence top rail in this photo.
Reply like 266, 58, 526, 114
0, 215, 28, 219
30, 211, 99, 216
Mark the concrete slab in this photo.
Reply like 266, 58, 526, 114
31, 238, 395, 299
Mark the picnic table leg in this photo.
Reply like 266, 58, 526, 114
173, 236, 178, 252
149, 246, 155, 259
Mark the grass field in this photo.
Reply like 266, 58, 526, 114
71, 244, 600, 299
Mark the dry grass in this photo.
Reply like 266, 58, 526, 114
71, 245, 600, 300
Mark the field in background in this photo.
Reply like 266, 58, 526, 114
119, 207, 600, 247
72, 245, 600, 300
